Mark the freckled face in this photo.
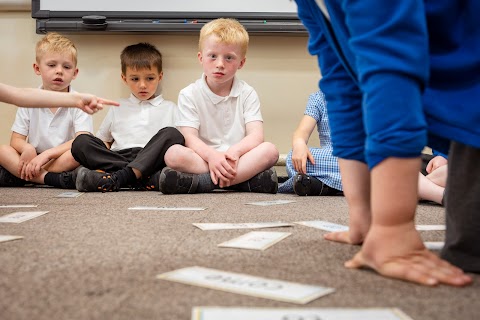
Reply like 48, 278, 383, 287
198, 35, 245, 92
121, 66, 163, 101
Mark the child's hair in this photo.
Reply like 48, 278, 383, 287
120, 42, 163, 75
35, 32, 78, 65
199, 18, 249, 57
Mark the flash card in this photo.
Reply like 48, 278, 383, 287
294, 220, 349, 232
218, 231, 291, 251
191, 307, 414, 320
56, 191, 84, 198
128, 206, 207, 211
193, 222, 293, 231
415, 225, 446, 231
0, 211, 50, 223
0, 235, 24, 243
158, 266, 334, 304
0, 204, 38, 208
245, 200, 296, 206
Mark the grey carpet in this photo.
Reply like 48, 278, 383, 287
0, 186, 478, 320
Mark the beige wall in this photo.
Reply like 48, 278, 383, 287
0, 10, 321, 154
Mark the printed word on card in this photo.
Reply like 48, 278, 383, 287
191, 307, 414, 320
245, 200, 296, 206
0, 211, 49, 223
128, 206, 207, 211
0, 235, 24, 243
295, 221, 349, 232
218, 231, 291, 251
157, 266, 334, 304
193, 222, 293, 231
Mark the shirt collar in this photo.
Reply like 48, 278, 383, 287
200, 73, 242, 105
127, 93, 164, 107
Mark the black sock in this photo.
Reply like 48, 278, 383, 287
196, 173, 216, 193
44, 172, 62, 188
114, 167, 137, 187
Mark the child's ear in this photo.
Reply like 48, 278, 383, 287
33, 63, 41, 75
197, 52, 203, 64
72, 68, 79, 79
238, 57, 247, 70
158, 71, 163, 81
121, 73, 127, 84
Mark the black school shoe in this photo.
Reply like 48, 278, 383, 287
57, 167, 81, 189
159, 167, 199, 194
0, 165, 26, 187
137, 170, 161, 191
293, 173, 343, 196
76, 167, 120, 192
230, 168, 278, 194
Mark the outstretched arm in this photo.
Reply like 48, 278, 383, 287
0, 83, 119, 114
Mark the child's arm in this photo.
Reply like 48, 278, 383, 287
291, 115, 317, 174
179, 126, 236, 185
24, 131, 89, 180
225, 121, 264, 166
10, 132, 37, 179
0, 83, 119, 114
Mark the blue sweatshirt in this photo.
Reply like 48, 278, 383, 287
296, 0, 480, 168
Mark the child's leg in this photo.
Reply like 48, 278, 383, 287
128, 127, 185, 178
229, 142, 279, 184
442, 142, 480, 273
164, 144, 209, 174
0, 145, 26, 186
346, 157, 471, 286
418, 172, 444, 205
71, 134, 130, 171
425, 164, 447, 188
324, 159, 371, 244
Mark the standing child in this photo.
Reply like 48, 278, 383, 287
160, 18, 279, 194
0, 32, 93, 189
278, 90, 342, 196
72, 42, 184, 192
295, 0, 477, 286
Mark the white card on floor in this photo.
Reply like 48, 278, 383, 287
295, 220, 349, 232
191, 307, 413, 320
245, 200, 296, 206
128, 206, 207, 211
415, 224, 446, 231
193, 222, 293, 231
0, 211, 49, 223
218, 231, 291, 251
0, 235, 24, 243
0, 204, 38, 208
424, 241, 445, 251
56, 191, 83, 198
157, 266, 334, 304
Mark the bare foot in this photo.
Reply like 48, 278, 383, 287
344, 223, 472, 286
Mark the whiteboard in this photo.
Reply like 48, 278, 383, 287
38, 0, 297, 14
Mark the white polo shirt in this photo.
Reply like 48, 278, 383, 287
177, 74, 263, 152
11, 87, 93, 154
96, 94, 177, 151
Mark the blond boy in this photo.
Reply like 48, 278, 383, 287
0, 32, 92, 188
160, 18, 279, 194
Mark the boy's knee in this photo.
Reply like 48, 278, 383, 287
164, 144, 187, 166
159, 127, 185, 146
71, 133, 93, 154
263, 142, 280, 166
